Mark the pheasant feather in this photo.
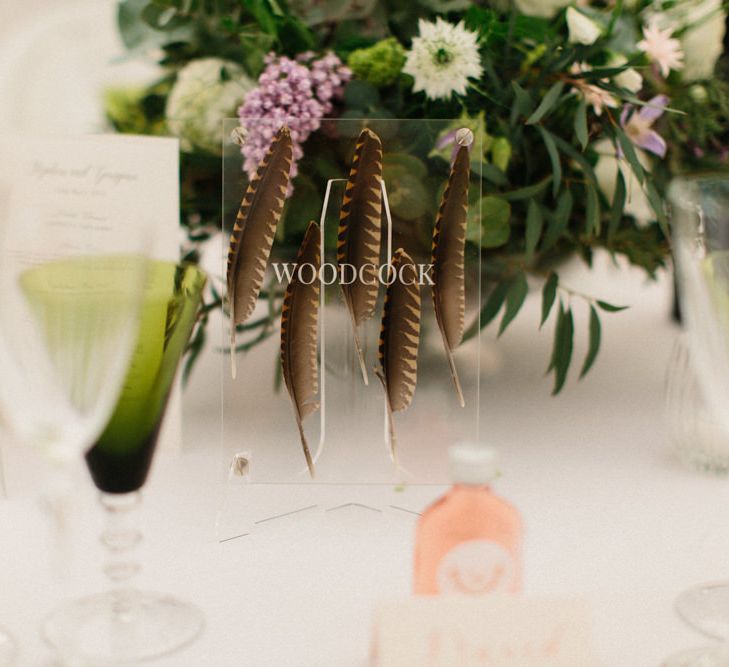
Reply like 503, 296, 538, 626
227, 125, 292, 378
431, 144, 469, 407
375, 249, 421, 464
337, 128, 383, 385
281, 221, 321, 477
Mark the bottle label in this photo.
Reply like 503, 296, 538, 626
436, 540, 515, 595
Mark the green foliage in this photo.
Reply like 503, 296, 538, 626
109, 0, 728, 391
347, 38, 406, 87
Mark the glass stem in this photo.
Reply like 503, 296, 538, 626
100, 491, 142, 620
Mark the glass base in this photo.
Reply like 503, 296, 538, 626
0, 628, 16, 666
42, 589, 204, 664
677, 583, 729, 640
662, 645, 729, 666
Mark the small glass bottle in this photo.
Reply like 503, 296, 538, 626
413, 444, 522, 595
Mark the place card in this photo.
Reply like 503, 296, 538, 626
372, 595, 597, 667
0, 133, 184, 488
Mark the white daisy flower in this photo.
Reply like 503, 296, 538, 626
570, 63, 619, 116
637, 21, 684, 78
403, 18, 483, 100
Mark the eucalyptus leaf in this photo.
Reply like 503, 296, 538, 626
540, 272, 558, 328
646, 180, 668, 237
596, 300, 628, 312
580, 305, 601, 379
551, 304, 574, 395
526, 82, 565, 125
585, 182, 600, 237
615, 129, 645, 185
511, 81, 533, 124
542, 188, 573, 251
502, 178, 550, 201
537, 126, 562, 199
499, 272, 529, 337
463, 278, 510, 342
575, 98, 588, 151
609, 168, 626, 242
525, 200, 543, 263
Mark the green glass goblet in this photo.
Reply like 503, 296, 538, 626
42, 261, 207, 665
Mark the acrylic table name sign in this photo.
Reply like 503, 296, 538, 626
217, 118, 484, 541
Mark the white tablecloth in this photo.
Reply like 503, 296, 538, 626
2, 253, 729, 666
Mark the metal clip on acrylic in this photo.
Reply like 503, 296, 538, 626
217, 118, 483, 542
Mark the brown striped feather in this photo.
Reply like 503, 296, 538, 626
337, 128, 383, 385
227, 125, 292, 378
280, 221, 321, 477
375, 248, 421, 464
431, 145, 469, 407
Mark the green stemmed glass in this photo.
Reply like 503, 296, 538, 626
42, 261, 207, 665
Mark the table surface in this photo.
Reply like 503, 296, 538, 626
3, 3, 729, 666
3, 251, 728, 667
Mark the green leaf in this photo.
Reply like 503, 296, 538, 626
609, 168, 626, 242
511, 81, 533, 123
596, 300, 628, 312
551, 134, 597, 185
499, 272, 529, 337
580, 305, 602, 379
343, 80, 380, 109
526, 82, 565, 125
243, 0, 277, 35
615, 129, 645, 185
645, 179, 668, 237
479, 162, 509, 187
551, 304, 574, 395
542, 188, 573, 250
468, 196, 511, 248
585, 182, 600, 236
525, 200, 543, 263
502, 178, 550, 201
481, 280, 510, 327
537, 126, 562, 199
463, 278, 510, 342
540, 272, 558, 329
575, 98, 588, 151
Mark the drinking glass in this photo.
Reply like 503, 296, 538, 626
666, 177, 729, 664
42, 261, 207, 664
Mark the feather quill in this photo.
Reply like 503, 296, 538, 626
431, 144, 469, 407
375, 248, 421, 464
227, 125, 292, 378
337, 128, 383, 385
280, 221, 321, 477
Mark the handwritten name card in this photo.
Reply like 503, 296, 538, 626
0, 133, 184, 471
372, 596, 597, 667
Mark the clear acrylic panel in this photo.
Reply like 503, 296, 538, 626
217, 117, 483, 540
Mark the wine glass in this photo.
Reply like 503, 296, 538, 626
665, 177, 729, 664
42, 261, 207, 664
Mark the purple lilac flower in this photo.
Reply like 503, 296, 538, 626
620, 95, 669, 158
238, 52, 351, 193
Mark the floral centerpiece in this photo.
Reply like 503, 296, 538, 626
107, 0, 729, 392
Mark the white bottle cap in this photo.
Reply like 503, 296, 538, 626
449, 443, 498, 485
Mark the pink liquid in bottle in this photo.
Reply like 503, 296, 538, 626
414, 445, 522, 596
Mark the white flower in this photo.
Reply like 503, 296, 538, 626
650, 0, 726, 81
637, 21, 684, 78
514, 0, 571, 18
567, 8, 602, 45
570, 63, 618, 116
403, 18, 483, 100
610, 55, 643, 93
166, 58, 255, 154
